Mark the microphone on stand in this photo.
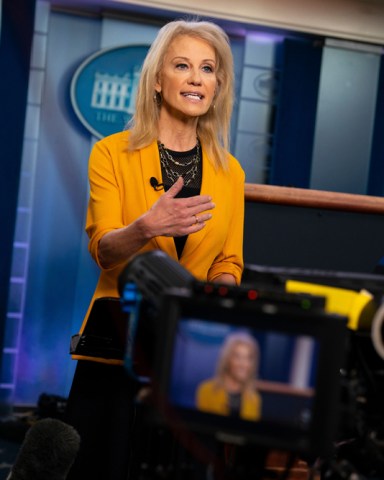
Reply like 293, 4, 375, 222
150, 177, 164, 191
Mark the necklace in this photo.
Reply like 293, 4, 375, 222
158, 141, 197, 167
158, 140, 201, 187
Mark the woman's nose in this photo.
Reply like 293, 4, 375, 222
188, 68, 202, 85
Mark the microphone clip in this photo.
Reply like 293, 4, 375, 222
150, 177, 164, 191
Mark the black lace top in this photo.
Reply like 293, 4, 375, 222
159, 143, 203, 258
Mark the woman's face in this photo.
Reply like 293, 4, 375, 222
155, 35, 218, 121
227, 343, 254, 385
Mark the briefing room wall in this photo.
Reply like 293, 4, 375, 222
6, 1, 382, 404
6, 8, 102, 405
8, 9, 163, 405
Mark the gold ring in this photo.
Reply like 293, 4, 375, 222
194, 214, 199, 224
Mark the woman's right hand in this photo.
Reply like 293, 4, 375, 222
98, 177, 215, 269
143, 177, 215, 238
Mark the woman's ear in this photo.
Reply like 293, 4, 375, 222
155, 75, 162, 93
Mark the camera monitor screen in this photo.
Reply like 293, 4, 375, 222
154, 291, 347, 456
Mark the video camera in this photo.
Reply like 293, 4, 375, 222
74, 250, 384, 479
117, 251, 368, 477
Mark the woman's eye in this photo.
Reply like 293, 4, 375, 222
202, 65, 214, 73
176, 63, 188, 70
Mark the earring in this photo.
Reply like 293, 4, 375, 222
153, 91, 162, 106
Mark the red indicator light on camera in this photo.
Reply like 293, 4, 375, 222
218, 286, 229, 296
204, 284, 214, 294
247, 290, 258, 300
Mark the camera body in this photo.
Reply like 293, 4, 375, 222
117, 251, 384, 478
119, 252, 347, 458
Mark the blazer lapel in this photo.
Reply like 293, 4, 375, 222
200, 145, 216, 201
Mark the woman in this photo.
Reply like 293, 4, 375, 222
196, 332, 262, 421
66, 19, 245, 480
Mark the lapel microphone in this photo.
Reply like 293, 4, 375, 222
150, 177, 164, 191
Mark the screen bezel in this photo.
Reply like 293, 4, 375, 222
153, 290, 347, 456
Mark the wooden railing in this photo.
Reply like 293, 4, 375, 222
245, 184, 384, 215
255, 380, 314, 398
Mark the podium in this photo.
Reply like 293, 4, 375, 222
244, 184, 384, 273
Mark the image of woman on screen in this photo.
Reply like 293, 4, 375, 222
196, 332, 262, 420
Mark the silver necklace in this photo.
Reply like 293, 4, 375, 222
158, 141, 197, 167
158, 140, 201, 187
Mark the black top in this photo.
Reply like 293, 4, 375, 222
228, 392, 242, 417
159, 143, 202, 258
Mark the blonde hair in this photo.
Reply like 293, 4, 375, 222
215, 332, 260, 392
127, 19, 234, 170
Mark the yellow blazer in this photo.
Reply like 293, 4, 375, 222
74, 131, 245, 363
196, 379, 262, 421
